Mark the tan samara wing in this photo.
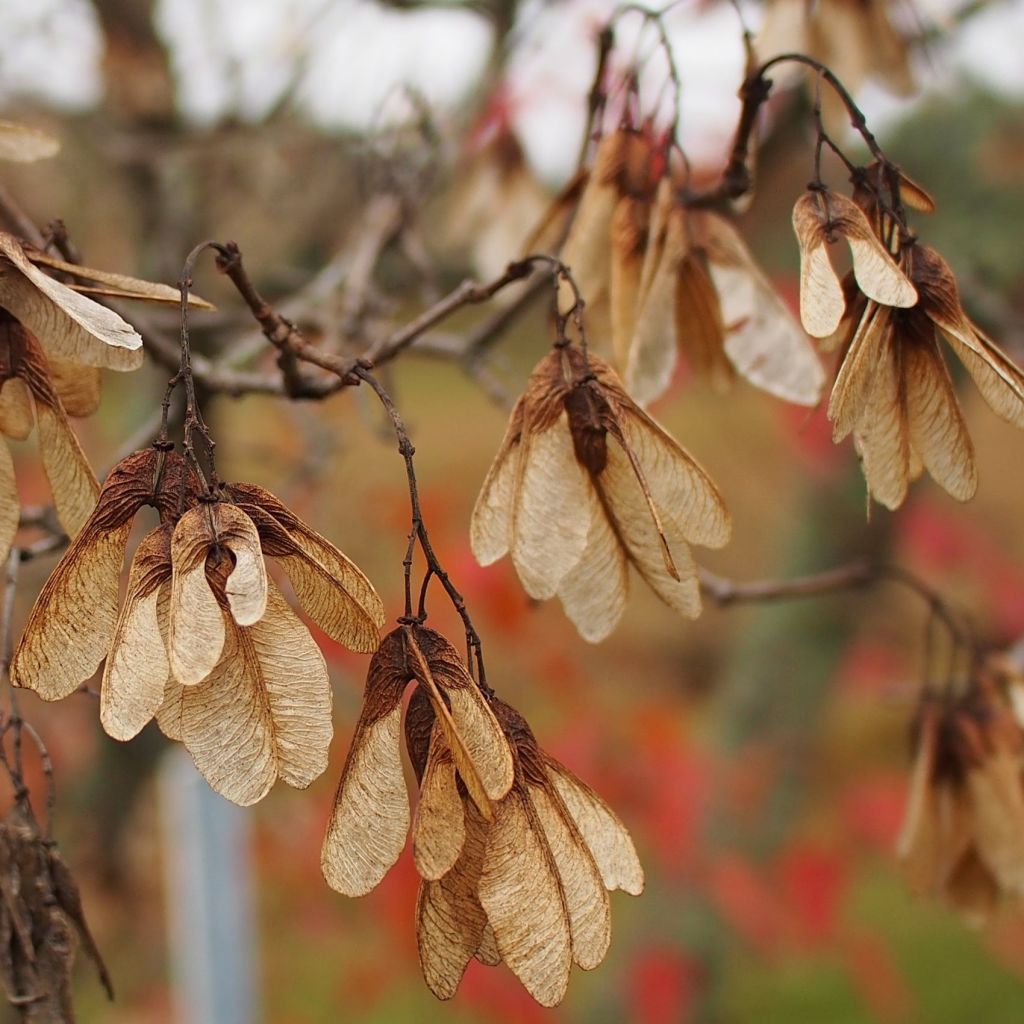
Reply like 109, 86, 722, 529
704, 214, 825, 405
936, 317, 1024, 431
598, 437, 702, 619
828, 302, 891, 441
34, 400, 99, 539
527, 782, 611, 970
0, 441, 17, 567
10, 517, 133, 699
230, 482, 385, 632
617, 404, 730, 549
469, 398, 523, 567
417, 803, 490, 1000
626, 206, 686, 406
412, 726, 466, 881
479, 789, 572, 1008
793, 191, 848, 338
966, 751, 1024, 896
609, 196, 648, 371
556, 485, 628, 643
0, 234, 143, 371
793, 190, 915, 338
181, 581, 331, 805
676, 254, 733, 391
26, 251, 215, 309
244, 580, 332, 790
559, 133, 625, 314
169, 507, 226, 686
0, 377, 34, 439
273, 543, 381, 653
904, 337, 976, 502
544, 754, 644, 895
405, 630, 506, 817
413, 628, 513, 803
46, 359, 101, 418
851, 331, 911, 510
510, 414, 592, 601
100, 526, 173, 741
322, 631, 410, 896
913, 242, 1024, 429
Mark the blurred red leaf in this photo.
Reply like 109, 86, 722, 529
627, 946, 699, 1024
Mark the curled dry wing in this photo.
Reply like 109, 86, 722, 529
169, 502, 268, 685
228, 482, 385, 653
0, 233, 143, 371
408, 626, 513, 807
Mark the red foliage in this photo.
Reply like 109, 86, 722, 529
627, 946, 700, 1024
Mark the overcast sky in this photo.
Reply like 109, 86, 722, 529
0, 0, 1022, 182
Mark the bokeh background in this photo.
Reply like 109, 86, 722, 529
2, 1, 1024, 1021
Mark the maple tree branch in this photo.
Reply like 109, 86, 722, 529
699, 558, 972, 652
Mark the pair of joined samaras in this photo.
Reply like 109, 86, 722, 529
11, 447, 385, 806
559, 129, 824, 407
820, 232, 1024, 509
471, 346, 730, 642
898, 676, 1024, 924
321, 624, 642, 1007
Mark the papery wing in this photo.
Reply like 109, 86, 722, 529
544, 754, 644, 895
417, 803, 490, 999
470, 398, 523, 567
557, 484, 628, 643
904, 336, 976, 501
0, 235, 143, 371
100, 526, 173, 740
527, 782, 610, 970
413, 725, 466, 881
510, 413, 592, 600
479, 789, 572, 1007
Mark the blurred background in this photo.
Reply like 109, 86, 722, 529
2, 0, 1024, 1021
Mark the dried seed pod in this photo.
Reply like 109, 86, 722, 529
828, 242, 1024, 508
321, 626, 513, 897
898, 675, 1024, 923
411, 694, 643, 1006
10, 447, 193, 700
472, 345, 730, 641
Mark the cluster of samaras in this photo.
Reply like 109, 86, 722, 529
549, 125, 1024, 515
899, 658, 1024, 923
0, 123, 646, 1007
322, 624, 643, 1006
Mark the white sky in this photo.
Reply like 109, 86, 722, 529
0, 0, 1021, 183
